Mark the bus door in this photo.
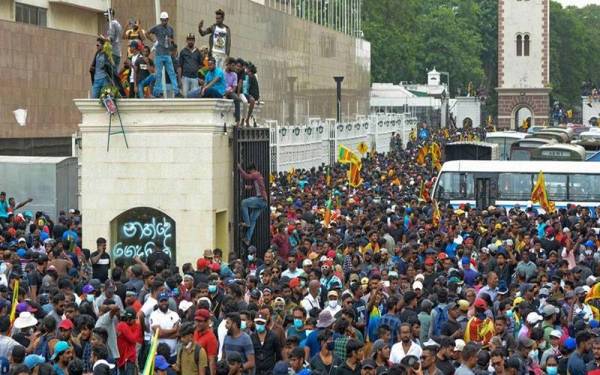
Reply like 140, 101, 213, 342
474, 173, 497, 210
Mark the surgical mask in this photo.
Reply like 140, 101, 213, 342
505, 309, 513, 318
329, 300, 338, 308
241, 321, 247, 330
326, 342, 335, 351
86, 294, 94, 303
248, 255, 255, 262
305, 329, 313, 337
529, 349, 538, 359
539, 341, 546, 349
546, 366, 557, 375
294, 318, 304, 329
256, 324, 266, 333
208, 285, 217, 293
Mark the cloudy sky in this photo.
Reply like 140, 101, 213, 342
556, 0, 600, 6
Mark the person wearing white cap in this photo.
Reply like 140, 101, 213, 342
323, 290, 341, 317
518, 312, 543, 339
147, 11, 181, 98
540, 330, 563, 367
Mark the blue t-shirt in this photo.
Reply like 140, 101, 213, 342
222, 332, 254, 363
0, 200, 7, 219
205, 68, 226, 96
567, 351, 586, 375
304, 328, 324, 359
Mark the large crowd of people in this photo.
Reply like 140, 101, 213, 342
3, 124, 600, 375
91, 8, 259, 127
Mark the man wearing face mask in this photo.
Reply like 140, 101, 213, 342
223, 312, 255, 373
286, 307, 308, 342
324, 290, 342, 317
251, 314, 282, 375
540, 330, 562, 368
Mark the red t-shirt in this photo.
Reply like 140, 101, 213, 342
194, 328, 218, 357
116, 321, 142, 367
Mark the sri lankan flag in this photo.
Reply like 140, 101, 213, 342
324, 197, 333, 227
416, 145, 429, 166
348, 162, 362, 188
432, 199, 441, 227
430, 142, 442, 171
531, 171, 556, 213
338, 145, 361, 166
464, 316, 495, 346
419, 180, 431, 202
9, 279, 19, 324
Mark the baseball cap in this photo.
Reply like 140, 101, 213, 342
58, 319, 74, 330
564, 337, 576, 351
186, 33, 195, 40
526, 312, 543, 324
158, 292, 170, 301
155, 355, 170, 370
227, 351, 243, 364
361, 359, 377, 370
474, 298, 487, 309
519, 336, 534, 348
159, 11, 169, 19
24, 355, 45, 369
454, 339, 466, 352
195, 309, 210, 321
51, 341, 71, 360
302, 259, 312, 267
549, 329, 562, 339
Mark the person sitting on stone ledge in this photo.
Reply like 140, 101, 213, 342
187, 56, 225, 99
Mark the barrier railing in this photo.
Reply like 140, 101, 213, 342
268, 113, 417, 172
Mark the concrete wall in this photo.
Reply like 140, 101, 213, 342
0, 20, 95, 139
112, 0, 371, 125
454, 97, 481, 128
75, 99, 233, 268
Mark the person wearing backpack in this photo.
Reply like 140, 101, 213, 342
429, 289, 450, 338
176, 322, 208, 375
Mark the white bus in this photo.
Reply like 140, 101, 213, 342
485, 131, 527, 160
432, 160, 600, 211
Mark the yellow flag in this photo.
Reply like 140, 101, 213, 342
357, 141, 369, 155
347, 162, 362, 187
9, 279, 19, 323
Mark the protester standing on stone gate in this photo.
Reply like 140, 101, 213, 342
147, 11, 181, 98
178, 33, 203, 98
198, 9, 231, 70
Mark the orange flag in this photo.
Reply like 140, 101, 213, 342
416, 145, 429, 166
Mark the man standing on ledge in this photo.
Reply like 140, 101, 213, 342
198, 9, 231, 70
238, 163, 267, 246
147, 11, 181, 98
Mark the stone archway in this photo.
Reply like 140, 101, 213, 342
512, 105, 533, 130
110, 207, 176, 265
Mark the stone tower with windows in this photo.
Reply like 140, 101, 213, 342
497, 0, 550, 129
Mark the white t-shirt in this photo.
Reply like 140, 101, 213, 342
390, 341, 423, 364
212, 25, 228, 54
149, 308, 180, 356
141, 296, 157, 341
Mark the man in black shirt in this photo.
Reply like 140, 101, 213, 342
251, 314, 282, 375
146, 244, 171, 272
178, 33, 203, 97
336, 340, 363, 375
441, 302, 463, 339
135, 46, 153, 98
436, 338, 456, 375
90, 237, 110, 282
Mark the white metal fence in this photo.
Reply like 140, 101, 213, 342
268, 113, 417, 172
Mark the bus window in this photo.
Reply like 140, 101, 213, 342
545, 174, 567, 201
510, 149, 531, 161
568, 174, 600, 201
436, 172, 474, 200
497, 173, 533, 200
